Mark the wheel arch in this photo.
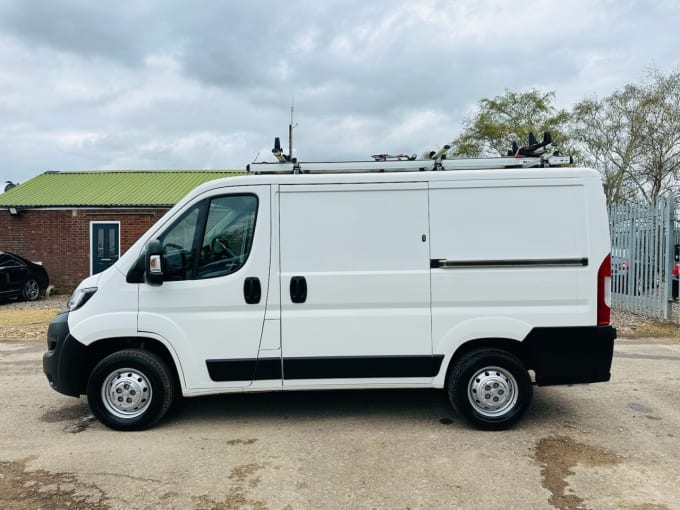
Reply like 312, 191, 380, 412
77, 336, 184, 396
441, 337, 530, 390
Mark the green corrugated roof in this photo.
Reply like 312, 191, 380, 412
0, 170, 245, 207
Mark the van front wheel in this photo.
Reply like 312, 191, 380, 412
448, 349, 532, 430
87, 349, 175, 431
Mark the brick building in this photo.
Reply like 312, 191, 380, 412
0, 170, 240, 293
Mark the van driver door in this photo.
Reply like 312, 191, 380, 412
138, 185, 274, 391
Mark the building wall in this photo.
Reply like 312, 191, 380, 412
0, 207, 169, 293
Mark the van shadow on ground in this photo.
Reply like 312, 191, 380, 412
160, 387, 571, 430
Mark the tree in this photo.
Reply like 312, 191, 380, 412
571, 68, 680, 205
635, 70, 680, 203
571, 85, 645, 205
449, 89, 571, 158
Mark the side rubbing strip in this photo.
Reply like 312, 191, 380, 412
207, 356, 444, 382
283, 355, 445, 380
430, 258, 588, 269
206, 358, 282, 382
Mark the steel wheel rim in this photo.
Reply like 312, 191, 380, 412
101, 368, 152, 419
467, 365, 518, 418
24, 280, 39, 300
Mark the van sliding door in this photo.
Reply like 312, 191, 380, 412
279, 182, 437, 386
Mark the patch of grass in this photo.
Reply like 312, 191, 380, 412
0, 308, 60, 326
622, 320, 680, 341
0, 308, 60, 342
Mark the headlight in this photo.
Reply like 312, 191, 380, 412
67, 287, 98, 311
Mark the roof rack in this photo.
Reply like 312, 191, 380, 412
246, 131, 572, 174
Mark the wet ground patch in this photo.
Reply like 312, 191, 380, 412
225, 438, 258, 446
533, 434, 622, 510
40, 403, 90, 423
40, 402, 97, 433
0, 457, 109, 510
192, 463, 269, 510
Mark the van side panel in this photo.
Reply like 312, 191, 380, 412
279, 183, 434, 385
429, 179, 597, 361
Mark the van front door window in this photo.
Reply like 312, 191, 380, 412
158, 194, 258, 281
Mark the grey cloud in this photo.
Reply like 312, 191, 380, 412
1, 0, 680, 186
0, 1, 162, 66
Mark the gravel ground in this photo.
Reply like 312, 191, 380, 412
0, 294, 68, 311
2, 333, 680, 509
611, 308, 648, 335
0, 295, 67, 343
0, 297, 678, 508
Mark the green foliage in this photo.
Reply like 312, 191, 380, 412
450, 89, 571, 157
572, 68, 680, 205
433, 68, 680, 205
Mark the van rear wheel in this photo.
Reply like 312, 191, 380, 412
87, 349, 175, 431
448, 349, 532, 430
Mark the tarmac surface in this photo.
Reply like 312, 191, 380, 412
0, 337, 679, 509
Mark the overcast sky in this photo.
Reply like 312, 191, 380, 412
1, 0, 679, 186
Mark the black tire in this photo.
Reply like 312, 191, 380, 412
87, 349, 175, 431
22, 278, 41, 301
447, 349, 532, 430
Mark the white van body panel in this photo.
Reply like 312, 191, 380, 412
429, 178, 598, 364
68, 270, 138, 344
278, 182, 432, 386
48, 167, 614, 401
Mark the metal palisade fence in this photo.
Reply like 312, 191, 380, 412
608, 195, 675, 319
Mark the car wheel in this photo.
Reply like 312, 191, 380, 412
22, 278, 41, 301
87, 349, 175, 431
447, 349, 533, 430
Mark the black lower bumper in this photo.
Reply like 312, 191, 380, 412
523, 325, 616, 386
43, 311, 88, 397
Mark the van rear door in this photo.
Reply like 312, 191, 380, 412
279, 182, 438, 386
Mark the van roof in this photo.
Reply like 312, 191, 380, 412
192, 166, 602, 194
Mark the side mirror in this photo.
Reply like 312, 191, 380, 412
145, 239, 164, 285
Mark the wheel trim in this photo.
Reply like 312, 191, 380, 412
24, 280, 40, 300
467, 365, 519, 418
101, 368, 153, 419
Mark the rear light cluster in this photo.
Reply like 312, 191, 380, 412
598, 254, 611, 325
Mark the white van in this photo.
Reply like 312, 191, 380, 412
43, 161, 616, 431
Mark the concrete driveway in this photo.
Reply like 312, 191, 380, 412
0, 339, 678, 510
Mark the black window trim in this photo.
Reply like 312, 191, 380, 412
166, 192, 259, 282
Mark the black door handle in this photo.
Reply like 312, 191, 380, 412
290, 276, 307, 303
243, 277, 261, 304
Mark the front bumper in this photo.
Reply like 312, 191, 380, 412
43, 311, 88, 397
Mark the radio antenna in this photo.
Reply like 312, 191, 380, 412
288, 97, 297, 162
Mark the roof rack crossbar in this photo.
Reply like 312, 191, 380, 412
246, 129, 571, 174
246, 154, 572, 174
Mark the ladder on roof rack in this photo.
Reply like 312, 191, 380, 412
246, 131, 572, 174
246, 154, 572, 174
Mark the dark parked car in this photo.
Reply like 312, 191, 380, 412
0, 251, 49, 302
